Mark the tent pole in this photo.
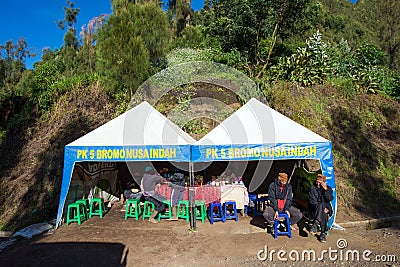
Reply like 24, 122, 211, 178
189, 162, 196, 231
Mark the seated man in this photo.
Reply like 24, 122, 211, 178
167, 172, 186, 221
140, 166, 166, 223
309, 174, 333, 242
123, 188, 142, 201
263, 173, 302, 234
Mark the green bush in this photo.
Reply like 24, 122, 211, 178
269, 32, 400, 101
30, 59, 99, 115
272, 31, 331, 87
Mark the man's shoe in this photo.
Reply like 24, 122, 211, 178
319, 233, 326, 243
148, 217, 158, 223
270, 227, 275, 236
310, 223, 318, 235
148, 210, 158, 223
166, 206, 178, 221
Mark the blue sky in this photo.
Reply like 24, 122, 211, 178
1, 0, 204, 69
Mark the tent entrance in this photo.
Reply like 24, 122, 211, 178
192, 159, 324, 211
65, 161, 191, 201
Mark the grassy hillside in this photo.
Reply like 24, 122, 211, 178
0, 84, 114, 231
263, 82, 400, 221
0, 81, 399, 231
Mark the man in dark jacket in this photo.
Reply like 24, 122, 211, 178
263, 173, 302, 234
167, 172, 186, 221
140, 166, 166, 223
309, 174, 333, 242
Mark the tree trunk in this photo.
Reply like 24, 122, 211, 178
256, 23, 278, 79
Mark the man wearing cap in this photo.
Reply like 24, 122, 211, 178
263, 173, 303, 235
309, 174, 333, 242
140, 166, 166, 223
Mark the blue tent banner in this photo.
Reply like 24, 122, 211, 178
69, 145, 191, 161
191, 142, 331, 162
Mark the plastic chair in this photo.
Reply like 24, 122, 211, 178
88, 198, 105, 218
142, 201, 155, 220
273, 212, 292, 239
208, 202, 225, 224
125, 199, 141, 220
195, 200, 207, 223
158, 200, 172, 221
223, 201, 238, 222
66, 202, 86, 225
177, 200, 190, 222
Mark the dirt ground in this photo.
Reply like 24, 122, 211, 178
0, 202, 399, 267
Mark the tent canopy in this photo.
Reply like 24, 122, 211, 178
191, 98, 336, 227
68, 101, 195, 147
192, 98, 330, 161
57, 99, 337, 228
56, 101, 195, 227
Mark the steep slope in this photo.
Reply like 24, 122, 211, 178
0, 85, 114, 231
266, 83, 400, 222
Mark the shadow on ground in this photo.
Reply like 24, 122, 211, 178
0, 241, 127, 266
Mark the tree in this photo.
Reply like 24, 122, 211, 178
376, 0, 400, 70
57, 0, 80, 74
167, 0, 192, 37
78, 14, 107, 74
96, 0, 170, 99
206, 0, 309, 78
138, 1, 171, 65
257, 0, 310, 78
0, 39, 35, 129
349, 0, 399, 70
0, 38, 35, 94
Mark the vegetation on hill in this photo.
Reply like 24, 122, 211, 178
0, 0, 399, 231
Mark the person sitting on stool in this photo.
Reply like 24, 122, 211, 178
140, 166, 166, 223
309, 174, 333, 242
167, 172, 186, 221
263, 173, 302, 235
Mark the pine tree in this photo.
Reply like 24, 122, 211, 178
96, 0, 170, 99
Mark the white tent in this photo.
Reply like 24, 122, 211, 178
56, 101, 195, 227
191, 98, 337, 227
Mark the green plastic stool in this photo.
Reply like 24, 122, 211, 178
125, 199, 141, 220
75, 201, 89, 219
75, 199, 89, 220
177, 200, 190, 222
195, 200, 207, 223
66, 202, 86, 225
89, 198, 105, 218
142, 201, 155, 220
158, 200, 172, 221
